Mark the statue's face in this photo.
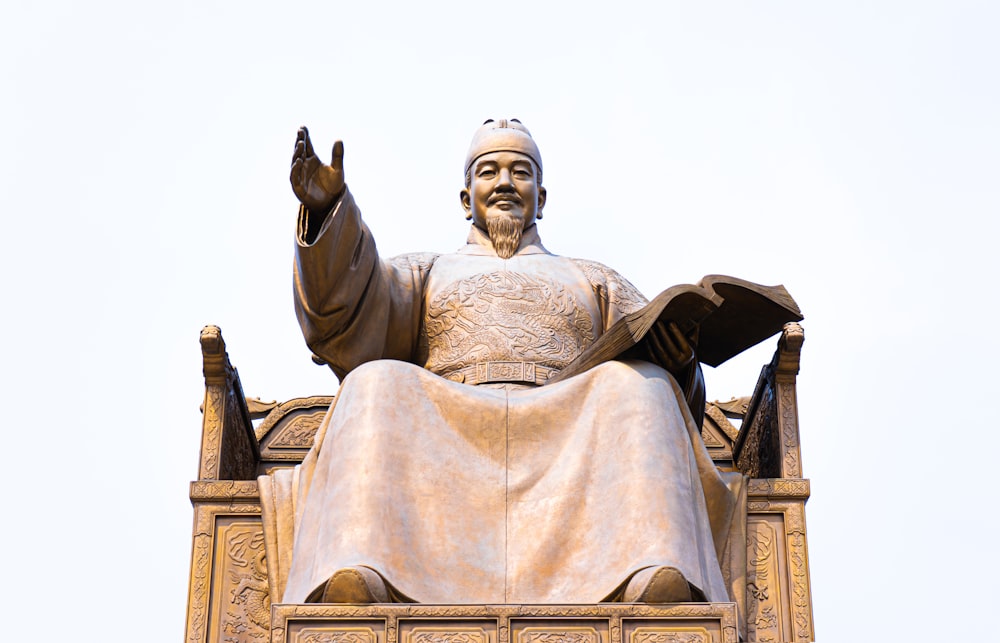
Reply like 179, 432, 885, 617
461, 151, 546, 232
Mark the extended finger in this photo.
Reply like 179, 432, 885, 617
291, 139, 305, 166
647, 323, 674, 365
667, 322, 692, 361
303, 126, 315, 158
291, 128, 304, 165
658, 322, 686, 364
331, 140, 344, 172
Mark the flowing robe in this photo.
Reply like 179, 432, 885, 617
260, 189, 740, 605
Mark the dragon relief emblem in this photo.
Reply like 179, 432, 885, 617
223, 529, 270, 641
424, 271, 596, 371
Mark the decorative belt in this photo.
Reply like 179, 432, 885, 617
444, 361, 560, 386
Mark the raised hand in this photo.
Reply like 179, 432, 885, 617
290, 126, 346, 212
646, 320, 695, 376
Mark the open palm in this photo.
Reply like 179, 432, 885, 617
290, 126, 345, 212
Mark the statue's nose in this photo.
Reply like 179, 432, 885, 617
496, 167, 514, 187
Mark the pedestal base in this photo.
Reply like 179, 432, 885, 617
271, 603, 739, 643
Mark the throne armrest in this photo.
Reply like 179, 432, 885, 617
732, 322, 805, 479
197, 325, 259, 480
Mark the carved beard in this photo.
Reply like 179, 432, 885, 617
486, 213, 524, 260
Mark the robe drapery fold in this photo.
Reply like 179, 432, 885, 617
266, 189, 737, 605
273, 359, 735, 604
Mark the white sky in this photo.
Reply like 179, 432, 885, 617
2, 2, 998, 640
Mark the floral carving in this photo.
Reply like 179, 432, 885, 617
787, 523, 813, 640
779, 385, 801, 477
781, 501, 806, 535
228, 503, 262, 513
621, 604, 730, 619
299, 630, 377, 643
746, 478, 810, 499
187, 532, 211, 643
270, 412, 326, 448
771, 479, 809, 497
255, 396, 335, 441
745, 520, 781, 643
411, 630, 489, 643
191, 480, 261, 501
266, 605, 740, 643
700, 426, 724, 448
404, 606, 499, 617
292, 606, 375, 618
201, 387, 223, 479
519, 630, 596, 643
631, 633, 706, 643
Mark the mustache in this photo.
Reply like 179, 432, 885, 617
488, 192, 523, 205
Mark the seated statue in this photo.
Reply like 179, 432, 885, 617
259, 119, 744, 606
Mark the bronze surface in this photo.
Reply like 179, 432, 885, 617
278, 120, 736, 607
185, 120, 814, 641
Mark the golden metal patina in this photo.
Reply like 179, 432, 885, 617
184, 120, 815, 642
186, 324, 814, 642
278, 120, 734, 606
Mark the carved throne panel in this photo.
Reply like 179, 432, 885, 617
184, 323, 813, 642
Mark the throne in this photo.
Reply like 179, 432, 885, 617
183, 323, 814, 643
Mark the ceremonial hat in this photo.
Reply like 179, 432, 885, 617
464, 118, 543, 177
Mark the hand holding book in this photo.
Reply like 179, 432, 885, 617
645, 321, 695, 377
547, 275, 803, 385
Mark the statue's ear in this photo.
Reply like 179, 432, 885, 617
537, 186, 547, 212
460, 188, 472, 220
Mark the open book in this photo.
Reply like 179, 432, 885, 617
547, 275, 803, 384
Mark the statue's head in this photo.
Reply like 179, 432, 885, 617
460, 119, 547, 259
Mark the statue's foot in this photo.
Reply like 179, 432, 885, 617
622, 566, 704, 603
308, 566, 389, 603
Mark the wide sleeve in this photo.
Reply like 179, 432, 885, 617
292, 188, 435, 380
571, 258, 706, 427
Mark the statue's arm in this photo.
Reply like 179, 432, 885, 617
294, 190, 389, 378
572, 258, 706, 426
668, 344, 706, 429
290, 128, 429, 379
293, 191, 433, 380
644, 321, 706, 428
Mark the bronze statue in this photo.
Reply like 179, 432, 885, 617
259, 119, 745, 607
